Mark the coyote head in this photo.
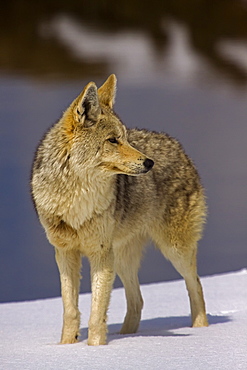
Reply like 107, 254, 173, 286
61, 75, 154, 176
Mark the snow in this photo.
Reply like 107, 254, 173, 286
1, 270, 246, 369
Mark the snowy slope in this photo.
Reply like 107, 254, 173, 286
0, 270, 246, 369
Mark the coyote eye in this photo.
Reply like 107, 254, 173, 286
108, 137, 118, 144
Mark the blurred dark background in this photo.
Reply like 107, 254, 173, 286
0, 0, 247, 302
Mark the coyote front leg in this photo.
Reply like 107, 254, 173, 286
55, 248, 81, 344
88, 247, 115, 346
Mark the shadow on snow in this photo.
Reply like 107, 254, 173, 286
78, 314, 231, 343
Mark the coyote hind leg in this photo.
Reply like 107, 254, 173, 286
166, 247, 208, 327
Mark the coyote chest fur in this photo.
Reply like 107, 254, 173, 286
31, 74, 208, 346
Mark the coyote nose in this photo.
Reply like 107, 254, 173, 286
143, 158, 154, 171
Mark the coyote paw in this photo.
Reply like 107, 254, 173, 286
60, 333, 79, 344
87, 334, 107, 346
120, 313, 141, 334
192, 314, 209, 328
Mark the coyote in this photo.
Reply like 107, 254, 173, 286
31, 74, 208, 346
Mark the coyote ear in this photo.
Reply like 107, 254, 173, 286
73, 82, 100, 127
98, 74, 117, 109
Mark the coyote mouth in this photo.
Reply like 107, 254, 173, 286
99, 158, 154, 176
112, 165, 152, 176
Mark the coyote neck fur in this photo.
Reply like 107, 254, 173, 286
61, 168, 115, 230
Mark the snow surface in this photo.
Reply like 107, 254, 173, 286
1, 270, 246, 369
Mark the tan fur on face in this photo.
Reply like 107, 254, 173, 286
31, 74, 208, 346
99, 139, 150, 175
